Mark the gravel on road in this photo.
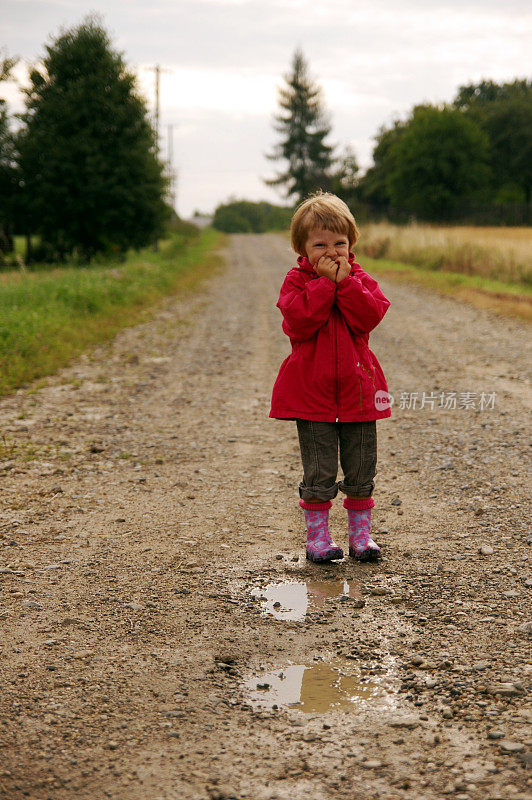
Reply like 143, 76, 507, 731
0, 233, 530, 800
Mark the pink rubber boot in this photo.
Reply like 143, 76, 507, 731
344, 497, 381, 562
300, 500, 344, 563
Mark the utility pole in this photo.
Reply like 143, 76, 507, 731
146, 64, 171, 152
154, 64, 160, 153
145, 64, 171, 246
167, 123, 178, 214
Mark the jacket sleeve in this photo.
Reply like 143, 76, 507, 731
277, 270, 336, 342
334, 267, 391, 335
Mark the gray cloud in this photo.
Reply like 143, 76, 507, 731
2, 0, 529, 215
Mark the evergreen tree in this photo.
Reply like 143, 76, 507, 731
265, 49, 335, 203
0, 55, 19, 256
18, 17, 168, 261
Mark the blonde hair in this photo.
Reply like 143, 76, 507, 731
291, 192, 359, 256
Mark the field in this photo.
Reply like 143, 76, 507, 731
0, 228, 224, 396
357, 222, 532, 287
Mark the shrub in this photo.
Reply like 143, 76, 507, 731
213, 200, 292, 233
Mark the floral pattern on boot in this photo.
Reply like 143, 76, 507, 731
346, 507, 381, 562
301, 503, 343, 563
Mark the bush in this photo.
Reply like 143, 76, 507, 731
213, 200, 292, 233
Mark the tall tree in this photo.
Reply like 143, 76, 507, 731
265, 49, 335, 203
385, 105, 491, 220
0, 54, 19, 256
454, 79, 532, 205
357, 119, 407, 212
18, 17, 168, 261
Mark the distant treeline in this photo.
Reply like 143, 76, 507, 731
263, 51, 531, 227
348, 79, 532, 225
214, 78, 531, 233
212, 200, 292, 234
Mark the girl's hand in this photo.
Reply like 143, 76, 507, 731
335, 256, 351, 283
314, 256, 338, 283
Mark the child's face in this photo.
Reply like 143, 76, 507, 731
303, 227, 350, 267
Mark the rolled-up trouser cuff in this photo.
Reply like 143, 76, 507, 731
299, 499, 332, 511
298, 481, 339, 502
344, 496, 375, 510
338, 479, 375, 497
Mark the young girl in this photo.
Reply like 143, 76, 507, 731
270, 193, 392, 563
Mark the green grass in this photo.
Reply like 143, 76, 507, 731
0, 228, 225, 396
363, 255, 532, 322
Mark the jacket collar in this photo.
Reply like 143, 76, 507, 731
297, 253, 357, 273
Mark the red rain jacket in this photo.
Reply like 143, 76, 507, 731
270, 254, 392, 423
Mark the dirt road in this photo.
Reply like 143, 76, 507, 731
1, 233, 530, 800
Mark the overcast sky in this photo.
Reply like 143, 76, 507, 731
2, 0, 530, 217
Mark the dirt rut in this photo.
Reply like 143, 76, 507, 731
0, 233, 530, 800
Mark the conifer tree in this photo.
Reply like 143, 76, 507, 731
265, 49, 334, 203
18, 17, 168, 261
0, 55, 18, 256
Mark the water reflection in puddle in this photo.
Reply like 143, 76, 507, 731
243, 659, 394, 713
250, 580, 362, 621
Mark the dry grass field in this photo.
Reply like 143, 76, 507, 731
357, 222, 532, 287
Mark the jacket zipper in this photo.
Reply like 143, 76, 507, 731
334, 308, 339, 421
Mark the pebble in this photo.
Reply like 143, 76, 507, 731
22, 600, 43, 610
478, 546, 494, 555
391, 498, 402, 506
488, 683, 522, 696
351, 599, 365, 609
499, 741, 525, 754
487, 730, 505, 740
370, 587, 391, 596
388, 716, 420, 729
125, 602, 144, 611
361, 759, 383, 769
517, 620, 532, 635
73, 650, 93, 659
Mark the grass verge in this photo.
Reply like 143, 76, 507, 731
0, 228, 225, 396
363, 255, 532, 323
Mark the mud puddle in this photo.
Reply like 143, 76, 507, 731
250, 579, 362, 621
243, 657, 396, 714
